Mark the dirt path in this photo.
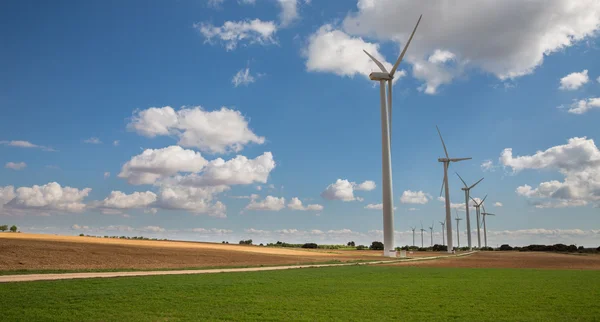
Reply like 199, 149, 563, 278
0, 252, 478, 283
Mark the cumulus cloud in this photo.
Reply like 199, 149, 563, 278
364, 203, 396, 210
245, 195, 286, 211
321, 179, 375, 201
400, 190, 430, 204
500, 137, 600, 208
232, 68, 256, 87
97, 191, 157, 209
277, 0, 299, 27
304, 25, 404, 82
127, 106, 265, 154
2, 182, 91, 214
287, 197, 323, 211
559, 70, 589, 90
156, 184, 228, 217
119, 146, 208, 185
174, 152, 275, 187
307, 0, 600, 94
5, 162, 26, 170
481, 160, 495, 172
567, 97, 600, 115
0, 140, 56, 152
194, 19, 277, 51
494, 202, 503, 207
83, 137, 102, 144
190, 227, 233, 234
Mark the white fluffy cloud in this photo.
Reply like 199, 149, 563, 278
98, 191, 157, 209
481, 160, 495, 172
501, 137, 600, 208
321, 179, 375, 201
567, 97, 600, 115
119, 146, 208, 185
0, 140, 55, 152
277, 0, 299, 27
494, 202, 503, 207
559, 70, 589, 90
287, 197, 323, 211
232, 68, 256, 87
355, 180, 376, 191
174, 152, 275, 187
194, 19, 277, 51
245, 196, 286, 211
308, 0, 600, 94
5, 162, 26, 170
364, 203, 396, 210
305, 25, 404, 81
2, 182, 91, 214
156, 184, 228, 217
83, 137, 102, 144
127, 106, 265, 154
399, 190, 430, 204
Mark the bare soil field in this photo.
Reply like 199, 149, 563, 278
0, 233, 389, 270
384, 251, 600, 270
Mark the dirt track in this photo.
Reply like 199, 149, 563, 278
384, 251, 600, 270
0, 233, 385, 270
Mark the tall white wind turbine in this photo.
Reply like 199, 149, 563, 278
436, 126, 471, 252
456, 173, 483, 250
481, 204, 496, 248
411, 226, 416, 247
363, 15, 422, 257
439, 220, 446, 246
420, 221, 425, 248
470, 195, 487, 248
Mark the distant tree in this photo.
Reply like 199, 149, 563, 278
567, 245, 578, 252
499, 244, 513, 251
79, 233, 85, 236
259, 243, 264, 246
9, 225, 17, 232
239, 239, 253, 245
356, 245, 367, 250
347, 241, 355, 247
0, 225, 8, 232
369, 241, 384, 250
302, 243, 318, 249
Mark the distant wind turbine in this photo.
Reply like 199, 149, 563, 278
456, 172, 483, 250
439, 220, 446, 246
454, 209, 463, 249
481, 204, 496, 248
411, 226, 416, 247
363, 15, 422, 257
470, 195, 487, 248
420, 221, 425, 248
429, 221, 434, 246
436, 126, 472, 253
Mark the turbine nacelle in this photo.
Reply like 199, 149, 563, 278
368, 72, 392, 81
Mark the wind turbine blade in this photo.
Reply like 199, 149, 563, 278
436, 125, 449, 159
469, 196, 479, 206
469, 177, 484, 190
439, 177, 445, 197
450, 157, 472, 162
455, 172, 468, 188
482, 204, 487, 214
390, 14, 422, 77
363, 50, 389, 74
481, 194, 488, 204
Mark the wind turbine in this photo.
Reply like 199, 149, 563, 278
456, 173, 483, 250
481, 204, 496, 248
429, 221, 434, 246
363, 15, 422, 257
439, 220, 446, 246
411, 226, 416, 247
454, 209, 463, 249
470, 195, 487, 248
420, 221, 425, 248
436, 126, 472, 253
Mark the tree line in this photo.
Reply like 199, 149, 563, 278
0, 225, 18, 232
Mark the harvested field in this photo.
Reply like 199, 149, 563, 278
384, 251, 600, 269
0, 233, 388, 271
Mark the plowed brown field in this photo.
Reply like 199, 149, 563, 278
0, 233, 387, 270
384, 251, 600, 269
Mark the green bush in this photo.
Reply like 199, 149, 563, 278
9, 225, 17, 232
369, 241, 384, 250
0, 224, 8, 232
356, 245, 367, 250
302, 243, 318, 249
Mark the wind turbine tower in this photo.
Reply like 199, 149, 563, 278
470, 195, 487, 248
429, 221, 434, 246
481, 205, 496, 248
363, 15, 422, 257
455, 209, 463, 249
456, 173, 483, 250
439, 220, 446, 246
411, 226, 416, 247
436, 126, 472, 253
420, 221, 425, 248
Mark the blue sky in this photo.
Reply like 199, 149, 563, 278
1, 0, 599, 246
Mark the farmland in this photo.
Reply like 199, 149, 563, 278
0, 265, 598, 321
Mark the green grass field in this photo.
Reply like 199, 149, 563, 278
1, 266, 598, 321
